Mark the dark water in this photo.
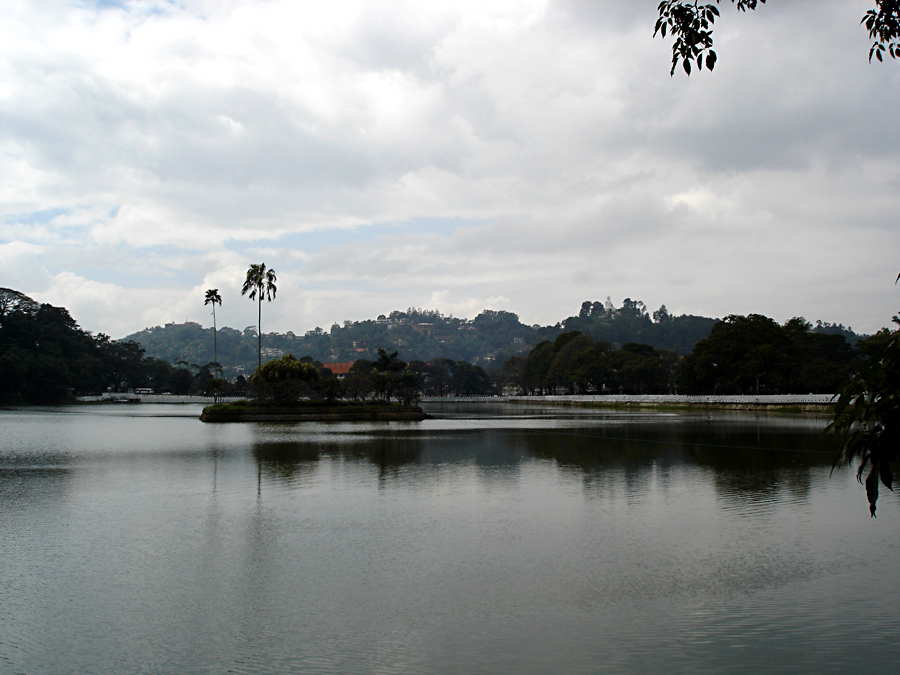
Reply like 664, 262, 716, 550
0, 403, 898, 674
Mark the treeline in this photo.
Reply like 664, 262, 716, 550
126, 297, 864, 378
502, 314, 862, 395
0, 288, 250, 403
560, 299, 860, 354
0, 287, 496, 403
0, 286, 873, 403
253, 350, 494, 406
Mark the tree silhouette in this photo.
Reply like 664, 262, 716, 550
241, 264, 277, 375
204, 288, 223, 399
828, 317, 900, 516
655, 1, 900, 75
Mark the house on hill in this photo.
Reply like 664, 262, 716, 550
322, 362, 353, 378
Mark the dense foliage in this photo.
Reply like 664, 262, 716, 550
506, 314, 858, 396
508, 332, 678, 395
679, 315, 854, 394
562, 300, 717, 355
0, 287, 873, 409
828, 321, 900, 516
0, 288, 249, 403
126, 307, 557, 376
126, 297, 861, 378
251, 354, 320, 404
233, 350, 495, 406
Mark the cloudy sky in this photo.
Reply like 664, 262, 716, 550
1, 0, 898, 338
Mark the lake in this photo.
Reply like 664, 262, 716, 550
1, 402, 898, 674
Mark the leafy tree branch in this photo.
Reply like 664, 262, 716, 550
655, 1, 900, 75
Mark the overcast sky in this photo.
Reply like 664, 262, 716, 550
1, 0, 898, 338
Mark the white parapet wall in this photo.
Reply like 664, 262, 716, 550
422, 394, 835, 407
78, 394, 246, 404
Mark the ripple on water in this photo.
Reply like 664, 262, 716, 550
0, 407, 898, 675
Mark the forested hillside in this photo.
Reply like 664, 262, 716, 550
126, 297, 864, 379
0, 286, 876, 404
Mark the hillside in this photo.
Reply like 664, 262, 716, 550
123, 298, 865, 378
125, 308, 551, 378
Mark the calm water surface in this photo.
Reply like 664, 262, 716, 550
0, 402, 898, 674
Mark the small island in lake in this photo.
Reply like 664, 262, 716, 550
200, 399, 429, 422
201, 352, 429, 422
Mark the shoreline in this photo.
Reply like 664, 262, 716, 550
200, 402, 430, 422
422, 394, 835, 414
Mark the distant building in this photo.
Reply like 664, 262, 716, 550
322, 362, 353, 378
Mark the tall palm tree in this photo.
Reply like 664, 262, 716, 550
204, 289, 222, 395
241, 263, 277, 375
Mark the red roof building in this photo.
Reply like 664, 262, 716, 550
322, 362, 353, 377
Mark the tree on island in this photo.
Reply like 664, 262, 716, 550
204, 288, 222, 399
241, 263, 277, 376
371, 348, 420, 406
655, 1, 900, 75
251, 354, 319, 405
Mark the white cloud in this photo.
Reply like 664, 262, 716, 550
0, 0, 897, 338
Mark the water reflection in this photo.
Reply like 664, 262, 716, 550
236, 410, 849, 522
3, 405, 898, 675
240, 411, 843, 510
252, 442, 323, 484
249, 425, 538, 492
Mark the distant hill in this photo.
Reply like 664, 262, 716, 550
123, 299, 866, 378
0, 284, 871, 402
124, 308, 553, 378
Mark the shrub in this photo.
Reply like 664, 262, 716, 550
251, 354, 320, 404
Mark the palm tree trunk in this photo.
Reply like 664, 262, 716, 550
213, 306, 218, 402
213, 308, 218, 376
257, 296, 262, 374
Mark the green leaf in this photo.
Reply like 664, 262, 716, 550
880, 463, 894, 490
866, 467, 879, 516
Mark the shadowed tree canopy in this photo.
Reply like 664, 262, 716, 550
251, 353, 320, 405
655, 1, 900, 75
0, 289, 210, 402
828, 319, 900, 516
0, 288, 39, 320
